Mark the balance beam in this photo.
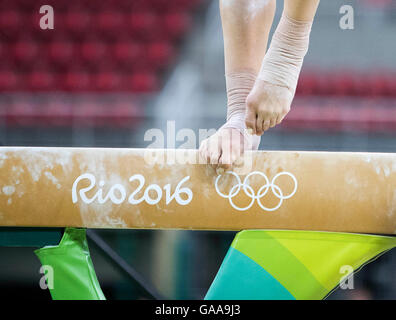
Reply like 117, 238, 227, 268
0, 147, 396, 234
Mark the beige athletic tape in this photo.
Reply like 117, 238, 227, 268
258, 14, 312, 93
221, 71, 261, 149
0, 147, 396, 234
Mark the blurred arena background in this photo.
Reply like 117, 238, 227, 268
0, 0, 396, 299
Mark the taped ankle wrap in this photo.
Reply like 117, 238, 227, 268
220, 71, 260, 150
258, 14, 313, 94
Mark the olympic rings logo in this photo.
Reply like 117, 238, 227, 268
214, 171, 298, 212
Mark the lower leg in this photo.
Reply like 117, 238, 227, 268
245, 0, 320, 135
199, 0, 276, 171
220, 0, 276, 74
284, 0, 320, 21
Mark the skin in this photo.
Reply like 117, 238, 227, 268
200, 0, 276, 172
199, 0, 320, 172
220, 0, 276, 75
245, 0, 321, 135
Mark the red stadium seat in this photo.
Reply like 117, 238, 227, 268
112, 41, 144, 67
331, 72, 356, 96
0, 10, 23, 37
12, 40, 39, 65
46, 41, 75, 69
162, 12, 192, 40
146, 41, 175, 69
128, 11, 159, 40
96, 11, 125, 34
15, 0, 37, 11
173, 0, 203, 10
0, 0, 17, 10
63, 10, 92, 37
367, 73, 390, 97
125, 72, 158, 92
0, 0, 204, 94
80, 40, 108, 65
296, 72, 317, 96
27, 71, 57, 91
0, 0, 206, 129
388, 74, 396, 97
94, 72, 123, 91
63, 71, 92, 91
311, 73, 330, 96
0, 43, 6, 61
29, 11, 58, 41
0, 71, 20, 91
